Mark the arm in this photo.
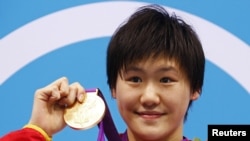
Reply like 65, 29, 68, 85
0, 77, 85, 140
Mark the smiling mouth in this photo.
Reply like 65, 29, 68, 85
136, 111, 165, 119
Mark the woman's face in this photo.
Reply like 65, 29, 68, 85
112, 57, 199, 141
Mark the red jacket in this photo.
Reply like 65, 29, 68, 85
0, 128, 45, 141
0, 125, 197, 141
0, 124, 50, 141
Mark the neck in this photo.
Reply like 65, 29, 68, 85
124, 129, 186, 141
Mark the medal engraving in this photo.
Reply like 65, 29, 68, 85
64, 89, 106, 130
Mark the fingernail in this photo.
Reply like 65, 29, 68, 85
78, 94, 85, 103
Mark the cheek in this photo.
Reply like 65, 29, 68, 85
115, 92, 138, 122
116, 90, 138, 110
163, 91, 191, 115
114, 78, 139, 110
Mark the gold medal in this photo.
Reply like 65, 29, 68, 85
64, 89, 106, 130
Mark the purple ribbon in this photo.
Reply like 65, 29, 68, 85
96, 89, 122, 141
97, 121, 129, 141
97, 121, 105, 141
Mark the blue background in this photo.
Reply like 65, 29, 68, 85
1, 1, 250, 141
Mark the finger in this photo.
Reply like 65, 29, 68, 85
69, 82, 85, 103
58, 87, 76, 107
35, 85, 60, 102
74, 82, 86, 103
35, 77, 70, 104
48, 77, 70, 97
58, 82, 85, 106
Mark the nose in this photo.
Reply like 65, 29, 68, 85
140, 83, 160, 109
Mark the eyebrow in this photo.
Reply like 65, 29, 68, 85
124, 66, 143, 72
125, 65, 178, 73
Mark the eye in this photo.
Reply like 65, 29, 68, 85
160, 77, 172, 83
129, 76, 142, 83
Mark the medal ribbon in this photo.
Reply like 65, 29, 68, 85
96, 89, 122, 141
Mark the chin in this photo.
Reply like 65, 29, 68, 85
132, 127, 168, 140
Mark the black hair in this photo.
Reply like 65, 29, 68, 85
106, 4, 205, 120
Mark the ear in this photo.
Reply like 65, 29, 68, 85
111, 88, 117, 99
190, 90, 200, 101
